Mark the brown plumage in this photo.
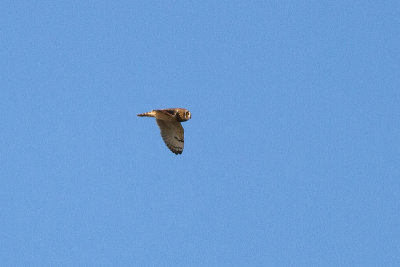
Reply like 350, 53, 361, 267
137, 108, 191, 154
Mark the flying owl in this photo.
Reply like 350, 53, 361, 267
137, 108, 192, 154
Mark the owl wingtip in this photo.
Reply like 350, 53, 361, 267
137, 111, 156, 117
171, 149, 183, 155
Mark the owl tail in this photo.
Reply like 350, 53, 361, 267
137, 110, 156, 117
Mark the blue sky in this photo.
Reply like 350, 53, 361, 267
1, 1, 399, 266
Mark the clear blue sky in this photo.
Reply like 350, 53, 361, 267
1, 1, 399, 266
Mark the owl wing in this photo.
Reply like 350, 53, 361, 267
154, 109, 177, 119
156, 119, 184, 154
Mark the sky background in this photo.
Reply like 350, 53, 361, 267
1, 1, 399, 266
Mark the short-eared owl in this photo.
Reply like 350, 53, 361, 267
137, 108, 192, 154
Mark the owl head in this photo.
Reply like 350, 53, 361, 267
178, 109, 191, 122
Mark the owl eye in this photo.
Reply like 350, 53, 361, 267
186, 111, 190, 118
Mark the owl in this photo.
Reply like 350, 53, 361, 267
137, 108, 192, 154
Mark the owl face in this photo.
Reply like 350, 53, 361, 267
183, 110, 191, 121
176, 109, 191, 122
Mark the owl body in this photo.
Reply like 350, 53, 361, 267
137, 108, 191, 154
